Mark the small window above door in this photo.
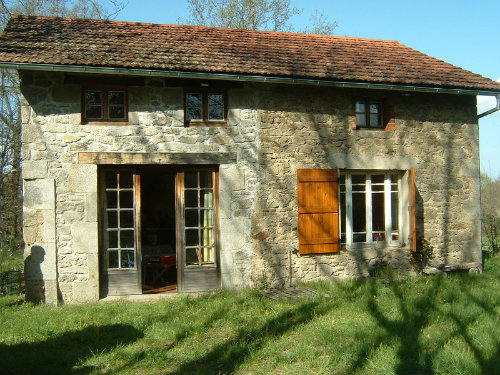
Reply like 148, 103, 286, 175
83, 87, 128, 125
185, 90, 227, 126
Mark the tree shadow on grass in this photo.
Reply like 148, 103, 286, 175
0, 323, 143, 375
344, 271, 500, 375
166, 299, 333, 375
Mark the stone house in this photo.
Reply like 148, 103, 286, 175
0, 15, 499, 304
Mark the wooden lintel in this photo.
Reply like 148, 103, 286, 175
78, 152, 237, 165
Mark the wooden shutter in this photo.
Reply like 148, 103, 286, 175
297, 169, 339, 254
408, 168, 417, 252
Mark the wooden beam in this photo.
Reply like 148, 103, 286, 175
78, 152, 237, 165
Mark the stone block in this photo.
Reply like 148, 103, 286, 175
68, 164, 97, 193
85, 192, 98, 222
220, 217, 248, 252
73, 280, 99, 303
23, 179, 55, 210
72, 221, 98, 254
22, 160, 47, 179
43, 209, 56, 243
22, 123, 43, 143
219, 191, 231, 219
220, 165, 245, 192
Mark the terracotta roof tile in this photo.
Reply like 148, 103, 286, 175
0, 15, 499, 92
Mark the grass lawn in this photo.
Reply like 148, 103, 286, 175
0, 258, 499, 375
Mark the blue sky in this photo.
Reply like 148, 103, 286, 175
117, 0, 500, 178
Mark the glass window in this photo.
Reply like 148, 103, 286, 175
355, 100, 383, 128
183, 170, 216, 267
340, 172, 402, 245
185, 91, 226, 126
83, 88, 127, 123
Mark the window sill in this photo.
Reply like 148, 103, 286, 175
83, 121, 129, 126
341, 242, 406, 251
185, 121, 227, 127
353, 129, 394, 138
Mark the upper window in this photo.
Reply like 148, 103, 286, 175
355, 100, 383, 128
340, 172, 402, 245
185, 91, 226, 126
83, 88, 127, 124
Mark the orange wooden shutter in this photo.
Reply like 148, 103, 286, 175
297, 169, 339, 254
409, 168, 417, 252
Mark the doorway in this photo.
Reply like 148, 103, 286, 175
99, 165, 220, 297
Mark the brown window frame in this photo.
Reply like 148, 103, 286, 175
82, 86, 128, 125
184, 90, 227, 127
355, 99, 384, 129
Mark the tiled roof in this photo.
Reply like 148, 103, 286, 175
0, 15, 499, 93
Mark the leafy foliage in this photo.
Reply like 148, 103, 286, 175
481, 174, 500, 257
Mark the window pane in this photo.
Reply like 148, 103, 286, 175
340, 191, 346, 244
200, 209, 214, 227
355, 101, 365, 112
121, 250, 135, 268
185, 209, 199, 228
86, 105, 102, 119
109, 106, 125, 120
184, 172, 198, 188
120, 210, 134, 228
352, 192, 366, 233
107, 210, 118, 228
186, 248, 200, 266
108, 91, 125, 105
106, 191, 117, 208
201, 247, 214, 263
371, 174, 384, 184
369, 103, 380, 113
85, 91, 102, 105
108, 250, 119, 268
352, 175, 365, 185
208, 94, 224, 121
201, 229, 214, 246
200, 171, 213, 188
353, 233, 366, 242
120, 172, 133, 188
186, 229, 199, 247
185, 190, 198, 208
391, 191, 399, 231
372, 192, 385, 231
186, 93, 203, 121
105, 171, 117, 188
200, 190, 214, 208
107, 230, 118, 248
119, 191, 134, 208
85, 91, 103, 119
356, 114, 366, 126
120, 230, 134, 248
370, 114, 382, 127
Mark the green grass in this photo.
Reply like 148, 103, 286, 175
1, 258, 499, 375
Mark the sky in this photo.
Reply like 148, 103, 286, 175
116, 0, 500, 179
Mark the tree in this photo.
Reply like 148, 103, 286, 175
481, 174, 500, 257
182, 0, 337, 34
0, 0, 127, 238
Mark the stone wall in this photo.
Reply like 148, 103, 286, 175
250, 85, 480, 285
20, 70, 481, 303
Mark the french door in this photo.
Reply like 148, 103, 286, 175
177, 169, 219, 292
100, 166, 219, 297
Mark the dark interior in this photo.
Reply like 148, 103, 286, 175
140, 169, 177, 293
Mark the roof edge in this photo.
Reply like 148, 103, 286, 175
3, 62, 500, 96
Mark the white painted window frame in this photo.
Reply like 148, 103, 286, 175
340, 171, 403, 246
